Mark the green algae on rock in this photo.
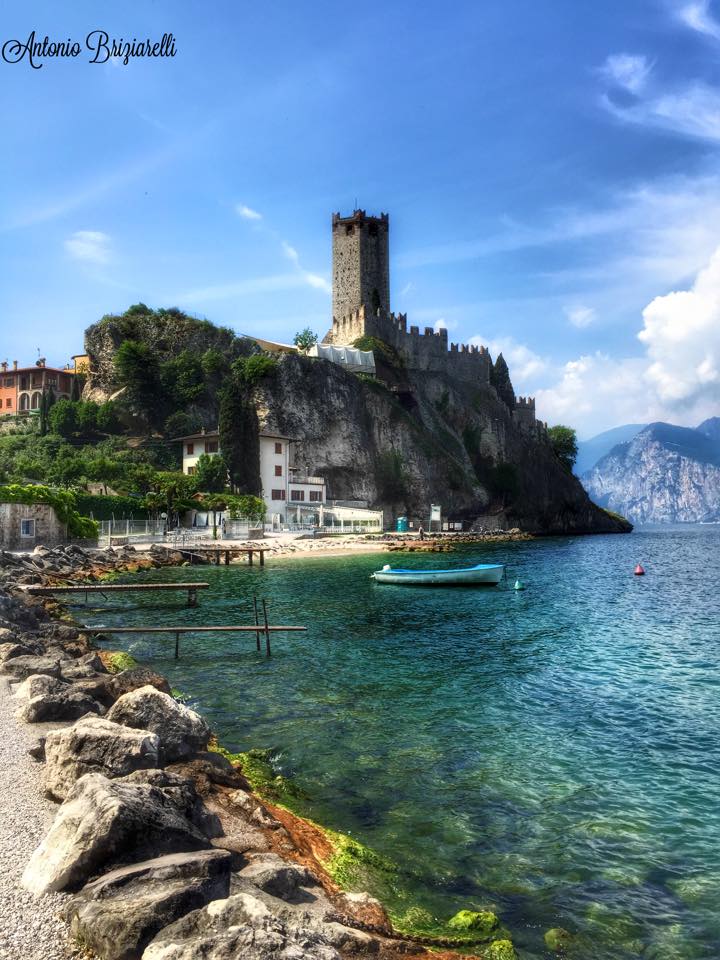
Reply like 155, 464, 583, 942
544, 927, 574, 952
106, 651, 138, 673
485, 939, 518, 960
448, 909, 499, 937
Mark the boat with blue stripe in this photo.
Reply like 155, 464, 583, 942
371, 562, 505, 586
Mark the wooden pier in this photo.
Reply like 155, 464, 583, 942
93, 621, 306, 658
160, 545, 267, 566
24, 582, 210, 607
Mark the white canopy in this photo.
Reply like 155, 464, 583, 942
308, 343, 376, 373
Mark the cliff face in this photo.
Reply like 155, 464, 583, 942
255, 353, 628, 534
82, 310, 628, 534
582, 420, 720, 523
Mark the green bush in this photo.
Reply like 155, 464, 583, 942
74, 493, 148, 521
0, 484, 98, 539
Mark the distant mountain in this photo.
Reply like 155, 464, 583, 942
582, 418, 720, 524
575, 424, 646, 476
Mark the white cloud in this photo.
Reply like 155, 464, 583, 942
564, 305, 595, 328
677, 0, 720, 40
531, 246, 720, 434
434, 318, 448, 331
600, 53, 652, 93
400, 281, 414, 296
603, 82, 720, 142
304, 272, 331, 293
236, 204, 262, 221
64, 230, 111, 264
282, 241, 300, 264
469, 334, 548, 387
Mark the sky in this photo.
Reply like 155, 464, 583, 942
2, 0, 720, 437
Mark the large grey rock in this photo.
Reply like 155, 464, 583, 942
237, 853, 317, 901
119, 769, 223, 839
109, 667, 171, 699
142, 892, 341, 960
0, 640, 29, 663
44, 716, 160, 800
0, 654, 62, 680
61, 652, 107, 680
13, 672, 68, 700
21, 690, 104, 724
22, 773, 211, 895
67, 849, 232, 960
107, 686, 210, 761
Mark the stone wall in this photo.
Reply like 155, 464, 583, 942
0, 502, 67, 550
324, 305, 492, 382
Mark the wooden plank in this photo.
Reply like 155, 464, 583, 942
95, 626, 305, 633
25, 583, 210, 594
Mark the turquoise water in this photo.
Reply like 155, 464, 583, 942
85, 529, 720, 959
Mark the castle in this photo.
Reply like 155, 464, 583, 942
322, 209, 537, 431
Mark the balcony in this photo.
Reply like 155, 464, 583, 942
288, 470, 325, 486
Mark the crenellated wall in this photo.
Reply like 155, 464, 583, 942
325, 305, 492, 381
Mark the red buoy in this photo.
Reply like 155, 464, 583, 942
634, 564, 645, 576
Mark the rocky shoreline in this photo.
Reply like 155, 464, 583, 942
0, 544, 520, 960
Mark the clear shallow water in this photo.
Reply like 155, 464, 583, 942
85, 530, 720, 959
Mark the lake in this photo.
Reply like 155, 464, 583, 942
85, 528, 720, 959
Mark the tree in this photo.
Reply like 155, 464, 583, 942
490, 353, 516, 410
218, 379, 261, 495
194, 453, 228, 493
115, 339, 162, 422
548, 425, 578, 472
70, 375, 82, 402
48, 398, 78, 438
38, 388, 55, 436
293, 328, 318, 353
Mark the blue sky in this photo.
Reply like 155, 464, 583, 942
2, 0, 720, 435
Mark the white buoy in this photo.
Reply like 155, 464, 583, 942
514, 579, 525, 591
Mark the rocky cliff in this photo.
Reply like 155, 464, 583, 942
582, 419, 720, 524
83, 308, 629, 535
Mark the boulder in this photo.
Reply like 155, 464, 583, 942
142, 892, 341, 960
167, 752, 244, 791
22, 773, 211, 895
70, 674, 117, 708
13, 673, 68, 700
109, 667, 171, 699
61, 652, 108, 680
28, 736, 46, 761
44, 716, 160, 800
0, 654, 62, 680
237, 853, 317, 901
0, 641, 29, 663
107, 686, 210, 761
119, 770, 223, 839
21, 690, 104, 724
0, 626, 18, 644
67, 849, 232, 960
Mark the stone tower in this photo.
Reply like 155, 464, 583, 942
332, 210, 390, 322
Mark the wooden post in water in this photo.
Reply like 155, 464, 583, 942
187, 587, 198, 608
224, 550, 230, 565
259, 550, 264, 567
262, 599, 271, 657
248, 550, 254, 566
174, 631, 180, 659
253, 595, 261, 652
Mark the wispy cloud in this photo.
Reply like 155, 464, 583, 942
281, 238, 330, 293
64, 230, 112, 264
677, 0, 720, 39
602, 82, 720, 142
564, 305, 595, 328
599, 53, 652, 93
236, 204, 263, 221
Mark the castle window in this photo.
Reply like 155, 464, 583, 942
5, 399, 11, 408
186, 443, 194, 455
186, 466, 195, 476
345, 225, 354, 235
309, 490, 322, 502
3, 378, 12, 387
368, 223, 378, 237
206, 440, 218, 453
274, 465, 282, 476
290, 490, 305, 501
20, 376, 28, 390
271, 489, 286, 501
274, 442, 282, 454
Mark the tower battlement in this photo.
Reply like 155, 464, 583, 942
323, 207, 534, 410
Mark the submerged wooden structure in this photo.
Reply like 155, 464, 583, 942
159, 545, 268, 566
24, 582, 210, 607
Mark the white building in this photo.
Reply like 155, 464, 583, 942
176, 429, 327, 525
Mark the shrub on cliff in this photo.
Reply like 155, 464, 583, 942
548, 425, 578, 472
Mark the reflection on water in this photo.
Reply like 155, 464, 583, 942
87, 528, 720, 960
